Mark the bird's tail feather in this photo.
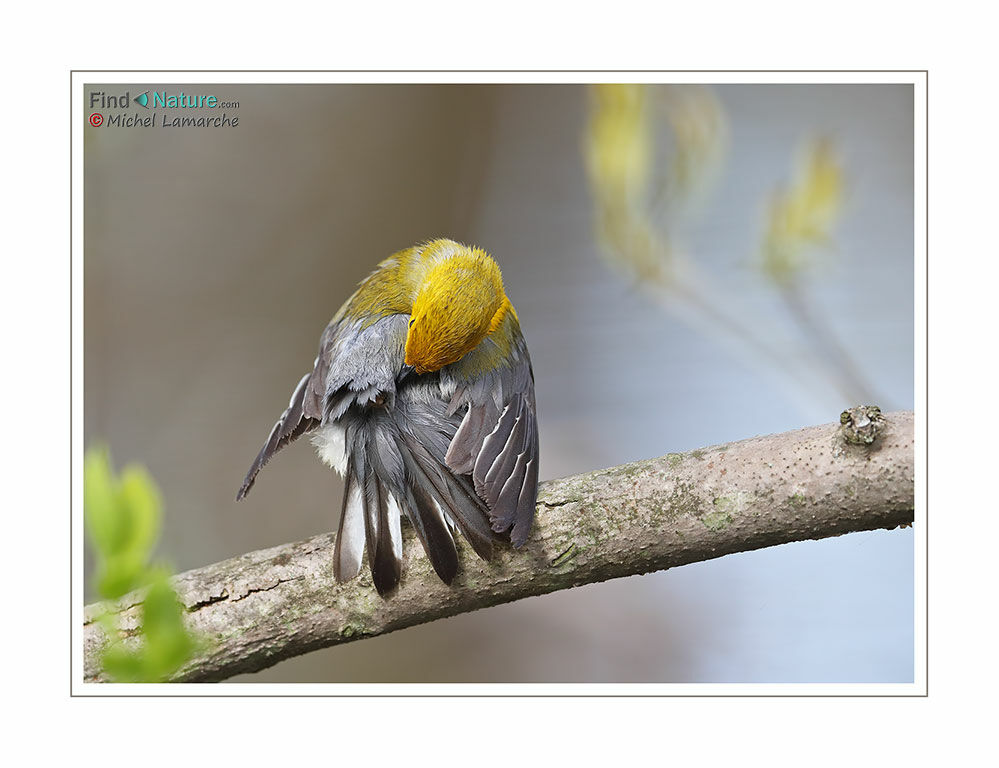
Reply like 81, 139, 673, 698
332, 416, 495, 594
402, 480, 459, 586
400, 433, 495, 562
334, 434, 405, 595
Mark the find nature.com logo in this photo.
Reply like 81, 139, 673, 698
87, 89, 240, 129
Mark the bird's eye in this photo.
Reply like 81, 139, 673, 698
409, 317, 415, 328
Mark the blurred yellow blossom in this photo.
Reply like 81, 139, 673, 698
584, 84, 652, 209
761, 138, 844, 284
660, 86, 728, 208
585, 84, 728, 286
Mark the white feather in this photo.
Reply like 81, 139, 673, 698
311, 424, 348, 476
386, 492, 403, 560
433, 498, 458, 535
336, 478, 365, 580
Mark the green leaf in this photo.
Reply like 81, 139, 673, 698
83, 446, 118, 557
101, 644, 148, 682
116, 465, 163, 563
83, 447, 163, 600
101, 577, 195, 683
85, 444, 198, 682
141, 577, 196, 680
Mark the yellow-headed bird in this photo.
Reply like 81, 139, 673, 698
237, 239, 539, 595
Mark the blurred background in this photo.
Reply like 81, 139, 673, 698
84, 82, 914, 683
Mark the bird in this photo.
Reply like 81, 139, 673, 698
236, 239, 539, 596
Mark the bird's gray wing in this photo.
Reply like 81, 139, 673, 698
236, 313, 406, 501
442, 322, 539, 546
235, 368, 321, 502
237, 312, 427, 595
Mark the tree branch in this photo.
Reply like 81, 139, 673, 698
83, 408, 914, 683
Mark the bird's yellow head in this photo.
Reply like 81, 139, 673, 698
405, 242, 511, 374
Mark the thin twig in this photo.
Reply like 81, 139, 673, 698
779, 281, 878, 406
